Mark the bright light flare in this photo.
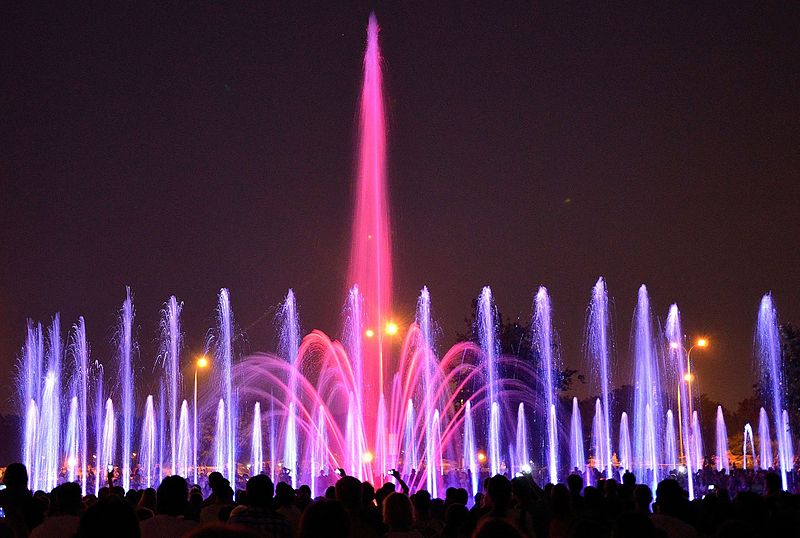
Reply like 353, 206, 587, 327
197, 356, 209, 369
362, 451, 374, 464
385, 321, 398, 336
684, 373, 694, 383
670, 342, 680, 350
365, 329, 375, 338
477, 451, 487, 463
696, 338, 709, 348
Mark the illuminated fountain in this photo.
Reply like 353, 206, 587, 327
743, 423, 755, 470
14, 14, 798, 495
632, 286, 663, 494
569, 398, 585, 475
666, 305, 695, 499
715, 406, 729, 473
586, 278, 613, 478
756, 295, 791, 489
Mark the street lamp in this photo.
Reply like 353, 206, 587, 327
194, 356, 209, 485
685, 338, 709, 419
385, 321, 399, 336
673, 338, 710, 463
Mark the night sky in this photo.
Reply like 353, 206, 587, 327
2, 2, 799, 414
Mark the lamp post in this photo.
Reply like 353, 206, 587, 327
673, 338, 709, 463
194, 356, 209, 485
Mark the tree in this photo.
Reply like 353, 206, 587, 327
780, 323, 800, 429
457, 301, 584, 392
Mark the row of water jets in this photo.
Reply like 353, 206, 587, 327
18, 279, 795, 499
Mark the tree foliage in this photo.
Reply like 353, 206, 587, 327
458, 300, 584, 393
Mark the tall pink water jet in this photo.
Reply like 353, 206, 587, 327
347, 13, 392, 450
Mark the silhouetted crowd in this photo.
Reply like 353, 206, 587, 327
1, 461, 799, 538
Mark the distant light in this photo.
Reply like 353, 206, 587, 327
132, 452, 137, 458
67, 457, 77, 468
197, 356, 209, 368
696, 338, 709, 348
362, 451, 374, 464
684, 373, 694, 383
678, 465, 687, 474
521, 464, 532, 473
670, 342, 680, 350
385, 321, 399, 336
477, 451, 487, 463
365, 329, 375, 338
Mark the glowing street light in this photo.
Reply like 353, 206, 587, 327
673, 338, 710, 463
685, 338, 709, 411
194, 355, 210, 485
385, 321, 399, 336
365, 329, 375, 338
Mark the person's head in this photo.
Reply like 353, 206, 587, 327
511, 476, 533, 502
486, 475, 512, 511
2, 463, 28, 492
654, 478, 684, 516
245, 474, 274, 508
334, 476, 362, 511
375, 483, 394, 506
472, 517, 525, 537
622, 471, 636, 487
210, 477, 229, 496
54, 482, 82, 515
382, 492, 413, 531
138, 488, 156, 510
274, 481, 295, 507
324, 486, 336, 500
361, 481, 375, 505
764, 472, 781, 495
78, 495, 140, 538
207, 472, 224, 492
156, 475, 189, 516
299, 500, 350, 538
444, 503, 468, 532
124, 489, 140, 506
604, 478, 618, 497
411, 489, 431, 517
567, 473, 584, 495
550, 483, 572, 517
633, 484, 652, 513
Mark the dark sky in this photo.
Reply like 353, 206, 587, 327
1, 2, 799, 414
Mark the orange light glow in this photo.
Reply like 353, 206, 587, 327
385, 322, 399, 336
362, 451, 374, 464
365, 329, 375, 338
684, 373, 694, 383
477, 451, 487, 463
696, 338, 709, 348
197, 356, 209, 368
